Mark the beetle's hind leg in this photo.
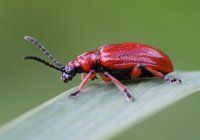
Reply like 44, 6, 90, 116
145, 66, 181, 84
102, 72, 135, 101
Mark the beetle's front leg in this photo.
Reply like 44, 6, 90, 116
81, 73, 97, 81
69, 70, 96, 98
81, 73, 86, 81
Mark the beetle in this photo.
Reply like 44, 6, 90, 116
24, 36, 181, 101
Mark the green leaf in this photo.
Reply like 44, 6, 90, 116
1, 71, 200, 140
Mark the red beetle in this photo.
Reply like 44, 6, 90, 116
24, 36, 181, 101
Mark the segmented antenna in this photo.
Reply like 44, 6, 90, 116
24, 36, 65, 69
24, 56, 65, 73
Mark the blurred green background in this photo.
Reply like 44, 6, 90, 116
0, 0, 200, 139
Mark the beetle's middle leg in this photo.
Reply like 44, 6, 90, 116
145, 66, 181, 83
131, 64, 143, 80
101, 72, 135, 101
69, 70, 96, 98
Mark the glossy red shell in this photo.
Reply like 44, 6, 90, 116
98, 42, 173, 74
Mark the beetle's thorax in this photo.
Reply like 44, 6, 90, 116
61, 51, 99, 83
72, 51, 99, 72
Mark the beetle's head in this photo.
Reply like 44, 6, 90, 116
60, 65, 78, 83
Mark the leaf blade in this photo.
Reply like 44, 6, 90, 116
0, 71, 200, 140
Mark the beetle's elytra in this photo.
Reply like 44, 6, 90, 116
24, 36, 181, 101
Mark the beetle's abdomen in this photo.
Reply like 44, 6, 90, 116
98, 43, 173, 74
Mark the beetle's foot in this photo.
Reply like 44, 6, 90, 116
69, 91, 80, 98
164, 77, 182, 84
124, 89, 135, 101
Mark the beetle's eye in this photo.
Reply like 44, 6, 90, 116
65, 66, 76, 76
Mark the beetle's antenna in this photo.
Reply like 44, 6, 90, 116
24, 56, 65, 73
24, 36, 65, 69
